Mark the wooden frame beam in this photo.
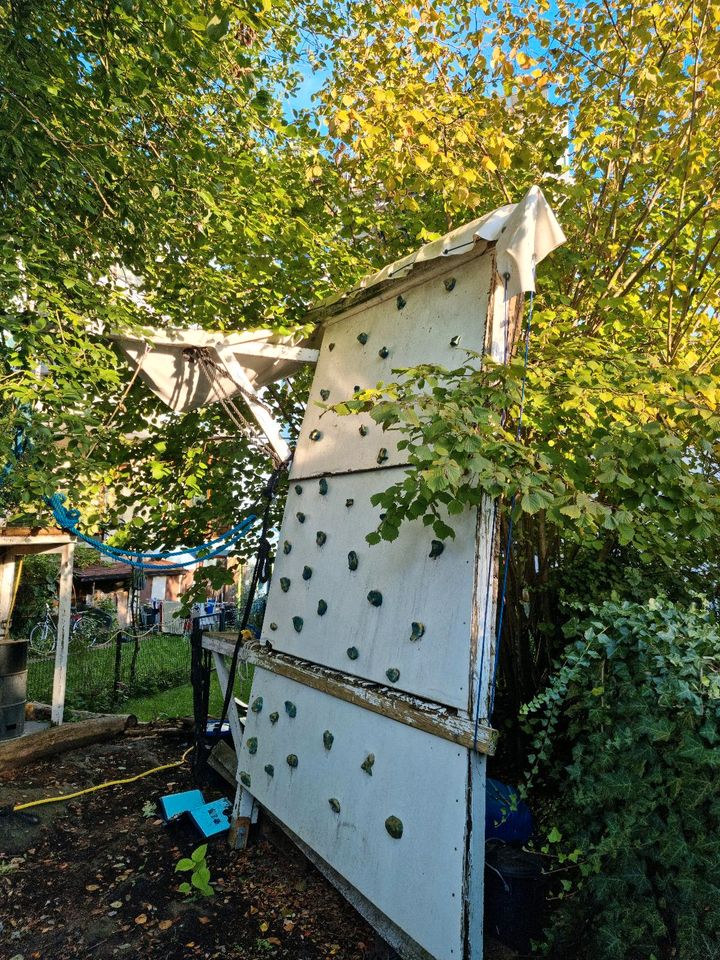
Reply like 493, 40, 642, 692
202, 633, 497, 756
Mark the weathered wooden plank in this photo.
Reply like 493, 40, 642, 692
0, 714, 135, 775
202, 633, 496, 755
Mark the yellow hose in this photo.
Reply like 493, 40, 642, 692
13, 745, 194, 812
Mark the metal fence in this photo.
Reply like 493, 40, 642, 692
27, 629, 192, 713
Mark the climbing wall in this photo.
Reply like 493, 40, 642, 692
240, 249, 499, 960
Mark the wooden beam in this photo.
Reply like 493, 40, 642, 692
51, 541, 75, 725
218, 343, 319, 364
202, 633, 497, 756
0, 714, 135, 775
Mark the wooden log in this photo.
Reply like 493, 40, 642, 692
207, 740, 238, 786
0, 714, 136, 776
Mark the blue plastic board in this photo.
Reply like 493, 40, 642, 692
189, 798, 233, 838
159, 789, 206, 822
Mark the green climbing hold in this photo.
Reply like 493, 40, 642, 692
246, 737, 258, 755
357, 332, 368, 345
385, 668, 400, 684
309, 429, 322, 441
345, 498, 354, 508
444, 277, 456, 291
316, 531, 327, 546
318, 478, 328, 495
410, 621, 425, 641
294, 484, 303, 495
358, 424, 369, 437
302, 566, 312, 581
377, 448, 389, 464
286, 754, 298, 768
450, 335, 461, 347
361, 753, 375, 775
317, 599, 328, 616
285, 701, 297, 718
348, 551, 359, 571
292, 616, 304, 633
429, 540, 445, 558
378, 346, 389, 359
280, 577, 291, 592
240, 771, 251, 788
354, 385, 361, 393
269, 711, 279, 724
251, 697, 263, 713
320, 389, 330, 401
296, 512, 305, 523
283, 540, 292, 555
270, 622, 277, 631
346, 646, 359, 660
328, 798, 341, 814
328, 342, 335, 351
323, 730, 334, 750
264, 764, 274, 777
385, 816, 403, 839
367, 590, 383, 607
396, 294, 406, 310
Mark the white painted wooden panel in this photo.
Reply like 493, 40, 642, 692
290, 252, 493, 479
239, 668, 468, 960
263, 468, 477, 710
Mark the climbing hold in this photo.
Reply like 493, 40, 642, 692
302, 566, 312, 581
385, 668, 400, 684
346, 646, 359, 660
309, 429, 322, 441
318, 478, 328, 495
429, 539, 445, 558
292, 616, 304, 633
450, 335, 461, 347
286, 754, 298, 768
329, 798, 341, 814
377, 448, 389, 464
357, 332, 368, 345
367, 590, 383, 607
361, 753, 375, 775
317, 598, 328, 616
284, 700, 297, 718
320, 389, 330, 401
378, 346, 389, 359
323, 730, 334, 750
396, 294, 406, 310
444, 277, 456, 292
269, 711, 279, 724
348, 551, 359, 571
246, 737, 258, 755
410, 621, 425, 641
385, 816, 403, 839
296, 512, 306, 523
269, 622, 277, 631
294, 484, 303, 495
264, 764, 274, 777
283, 540, 292, 555
240, 771, 251, 788
280, 577, 291, 593
354, 385, 361, 394
251, 697, 263, 713
345, 498, 354, 508
358, 425, 369, 437
328, 342, 335, 351
316, 531, 327, 547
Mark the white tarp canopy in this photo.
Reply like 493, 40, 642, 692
111, 327, 319, 415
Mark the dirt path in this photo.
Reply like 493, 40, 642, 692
1, 728, 375, 959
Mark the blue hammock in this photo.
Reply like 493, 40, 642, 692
47, 493, 258, 570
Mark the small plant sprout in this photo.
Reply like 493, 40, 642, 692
175, 844, 214, 897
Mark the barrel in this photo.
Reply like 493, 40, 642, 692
0, 639, 28, 740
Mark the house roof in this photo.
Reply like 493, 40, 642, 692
74, 560, 188, 582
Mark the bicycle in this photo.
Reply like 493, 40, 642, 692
28, 604, 114, 654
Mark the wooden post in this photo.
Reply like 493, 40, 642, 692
0, 548, 18, 642
51, 541, 75, 725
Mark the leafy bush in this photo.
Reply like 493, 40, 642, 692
523, 597, 720, 959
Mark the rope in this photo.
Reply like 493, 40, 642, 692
473, 272, 535, 742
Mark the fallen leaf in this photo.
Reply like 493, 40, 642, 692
259, 920, 269, 933
110, 901, 123, 909
268, 938, 282, 946
198, 917, 210, 925
85, 884, 100, 892
135, 914, 148, 925
283, 920, 295, 932
158, 920, 173, 931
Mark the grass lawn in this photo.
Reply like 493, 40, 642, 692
123, 668, 254, 722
